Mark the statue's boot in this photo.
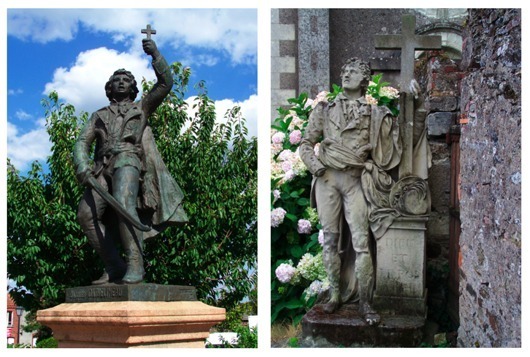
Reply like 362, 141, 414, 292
84, 223, 126, 285
356, 251, 380, 325
121, 230, 145, 284
322, 232, 342, 314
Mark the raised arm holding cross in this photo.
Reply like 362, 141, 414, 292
375, 14, 441, 178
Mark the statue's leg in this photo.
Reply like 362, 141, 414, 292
343, 175, 380, 325
315, 170, 342, 313
77, 175, 127, 284
113, 165, 144, 284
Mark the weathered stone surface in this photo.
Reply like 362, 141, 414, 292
374, 217, 428, 315
458, 8, 521, 347
302, 303, 425, 347
426, 96, 458, 112
65, 283, 197, 303
298, 9, 330, 97
427, 112, 454, 136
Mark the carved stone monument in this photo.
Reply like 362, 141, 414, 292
301, 14, 440, 346
37, 25, 225, 348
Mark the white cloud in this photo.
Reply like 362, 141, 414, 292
8, 9, 257, 65
185, 94, 258, 139
8, 89, 23, 96
7, 119, 51, 171
43, 47, 155, 113
15, 110, 32, 120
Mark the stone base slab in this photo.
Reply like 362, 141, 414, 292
37, 301, 225, 348
373, 289, 428, 316
302, 303, 425, 347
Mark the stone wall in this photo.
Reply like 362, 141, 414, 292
458, 9, 521, 347
271, 9, 298, 121
415, 54, 464, 327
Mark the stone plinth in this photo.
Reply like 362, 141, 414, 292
373, 216, 428, 315
37, 300, 225, 348
302, 303, 424, 347
65, 283, 197, 303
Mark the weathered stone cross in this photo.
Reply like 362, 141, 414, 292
141, 24, 156, 39
374, 14, 441, 178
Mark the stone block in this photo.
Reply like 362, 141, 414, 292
271, 24, 295, 41
426, 96, 458, 112
37, 301, 225, 348
271, 8, 279, 24
271, 40, 279, 57
302, 303, 425, 347
272, 56, 295, 73
427, 112, 454, 136
374, 217, 428, 315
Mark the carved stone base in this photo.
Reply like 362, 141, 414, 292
37, 300, 225, 348
302, 302, 425, 347
374, 216, 428, 315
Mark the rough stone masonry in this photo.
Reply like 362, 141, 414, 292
458, 8, 521, 347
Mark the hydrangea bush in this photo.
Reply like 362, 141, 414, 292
270, 88, 340, 325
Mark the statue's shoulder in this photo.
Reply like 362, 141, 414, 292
93, 106, 110, 116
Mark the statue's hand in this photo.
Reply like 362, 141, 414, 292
409, 79, 421, 99
76, 169, 93, 186
142, 39, 159, 57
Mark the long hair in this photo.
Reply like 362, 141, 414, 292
105, 69, 139, 101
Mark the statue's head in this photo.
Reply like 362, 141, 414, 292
340, 58, 371, 93
105, 69, 139, 102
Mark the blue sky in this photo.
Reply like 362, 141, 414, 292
6, 8, 257, 172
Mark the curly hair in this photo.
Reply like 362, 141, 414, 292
340, 57, 371, 92
105, 69, 139, 101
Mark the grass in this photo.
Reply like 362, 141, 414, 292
271, 322, 302, 347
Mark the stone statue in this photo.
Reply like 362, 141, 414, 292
74, 26, 188, 285
299, 57, 429, 324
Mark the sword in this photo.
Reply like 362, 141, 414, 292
86, 176, 151, 232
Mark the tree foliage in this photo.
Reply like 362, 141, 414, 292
7, 62, 257, 314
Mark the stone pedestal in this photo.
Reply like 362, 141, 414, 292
37, 284, 225, 348
373, 216, 428, 315
302, 303, 424, 347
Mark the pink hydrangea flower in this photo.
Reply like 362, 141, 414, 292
271, 131, 286, 144
271, 207, 287, 227
289, 130, 302, 145
297, 219, 312, 234
275, 263, 296, 283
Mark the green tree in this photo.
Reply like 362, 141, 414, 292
7, 63, 257, 315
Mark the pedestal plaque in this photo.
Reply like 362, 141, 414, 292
373, 216, 428, 315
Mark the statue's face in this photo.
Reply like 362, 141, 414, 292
110, 73, 134, 97
341, 64, 364, 91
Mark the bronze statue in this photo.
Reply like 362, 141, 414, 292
74, 26, 188, 285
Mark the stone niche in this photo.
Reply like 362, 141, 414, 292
373, 216, 428, 316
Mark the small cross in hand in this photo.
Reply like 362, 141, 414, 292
141, 24, 156, 39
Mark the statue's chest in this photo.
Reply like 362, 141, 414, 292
324, 103, 371, 148
95, 106, 143, 142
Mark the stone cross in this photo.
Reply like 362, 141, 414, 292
374, 14, 441, 178
141, 24, 156, 39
